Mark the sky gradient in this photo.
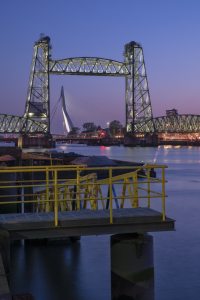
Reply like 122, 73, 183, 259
1, 0, 200, 134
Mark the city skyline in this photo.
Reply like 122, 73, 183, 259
0, 0, 200, 133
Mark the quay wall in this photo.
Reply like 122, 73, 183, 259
0, 253, 12, 300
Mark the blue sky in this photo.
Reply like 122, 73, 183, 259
0, 0, 200, 133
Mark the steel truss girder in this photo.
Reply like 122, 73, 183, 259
153, 115, 200, 133
124, 41, 154, 134
49, 57, 130, 77
0, 114, 48, 134
49, 58, 130, 76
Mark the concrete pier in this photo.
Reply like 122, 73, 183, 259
111, 233, 154, 300
18, 135, 55, 148
124, 133, 158, 147
124, 133, 136, 147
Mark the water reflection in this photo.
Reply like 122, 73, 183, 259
11, 235, 111, 300
11, 241, 83, 300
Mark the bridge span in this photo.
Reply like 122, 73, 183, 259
0, 34, 199, 138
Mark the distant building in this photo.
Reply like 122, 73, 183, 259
166, 109, 178, 116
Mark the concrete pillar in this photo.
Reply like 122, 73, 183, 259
111, 233, 154, 300
146, 134, 158, 147
140, 139, 147, 147
124, 133, 136, 147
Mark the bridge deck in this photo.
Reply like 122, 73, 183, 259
0, 208, 175, 240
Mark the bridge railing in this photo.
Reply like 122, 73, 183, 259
0, 164, 167, 226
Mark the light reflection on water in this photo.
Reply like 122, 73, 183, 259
10, 145, 200, 300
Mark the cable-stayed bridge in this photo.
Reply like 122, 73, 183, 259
1, 35, 200, 135
59, 87, 200, 136
53, 86, 125, 135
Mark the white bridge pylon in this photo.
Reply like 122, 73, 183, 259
60, 86, 74, 134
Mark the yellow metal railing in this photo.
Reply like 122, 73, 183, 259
0, 164, 168, 226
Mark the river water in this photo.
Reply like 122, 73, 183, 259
10, 144, 200, 300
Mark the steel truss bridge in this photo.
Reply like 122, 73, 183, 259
0, 35, 199, 134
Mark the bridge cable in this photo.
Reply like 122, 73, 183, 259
63, 90, 123, 130
50, 97, 61, 124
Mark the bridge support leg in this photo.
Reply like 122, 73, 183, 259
111, 233, 154, 300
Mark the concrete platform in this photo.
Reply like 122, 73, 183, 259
0, 208, 175, 240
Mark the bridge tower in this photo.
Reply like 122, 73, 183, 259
24, 34, 51, 134
60, 86, 74, 134
124, 42, 154, 134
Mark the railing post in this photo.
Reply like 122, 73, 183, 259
147, 167, 150, 208
133, 173, 139, 208
109, 168, 113, 224
46, 169, 49, 212
162, 167, 166, 221
77, 168, 80, 210
24, 158, 33, 213
54, 170, 58, 226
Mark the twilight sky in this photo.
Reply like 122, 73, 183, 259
0, 0, 200, 134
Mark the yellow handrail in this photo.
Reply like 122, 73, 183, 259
0, 164, 168, 225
